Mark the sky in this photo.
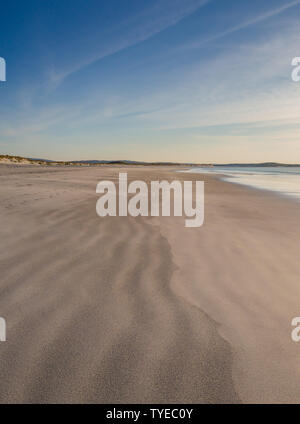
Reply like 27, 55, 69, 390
1, 0, 300, 163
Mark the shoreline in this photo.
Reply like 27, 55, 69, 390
183, 167, 300, 204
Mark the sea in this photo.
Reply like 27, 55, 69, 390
184, 166, 300, 200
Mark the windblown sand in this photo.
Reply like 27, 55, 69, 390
0, 164, 300, 403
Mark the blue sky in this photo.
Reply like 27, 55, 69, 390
1, 0, 300, 162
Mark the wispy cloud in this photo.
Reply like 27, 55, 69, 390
126, 18, 300, 131
4, 18, 300, 142
183, 0, 300, 49
49, 0, 211, 87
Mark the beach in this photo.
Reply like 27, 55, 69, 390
0, 164, 300, 403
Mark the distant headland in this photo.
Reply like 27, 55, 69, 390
1, 154, 300, 168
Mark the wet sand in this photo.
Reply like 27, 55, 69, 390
0, 164, 300, 403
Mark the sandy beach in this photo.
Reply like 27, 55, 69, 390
0, 164, 300, 403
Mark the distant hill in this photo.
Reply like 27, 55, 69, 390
0, 155, 205, 167
2, 154, 300, 167
0, 155, 39, 165
214, 162, 300, 167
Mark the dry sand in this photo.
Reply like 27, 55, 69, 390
0, 164, 300, 403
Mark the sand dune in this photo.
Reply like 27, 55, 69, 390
0, 164, 300, 403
